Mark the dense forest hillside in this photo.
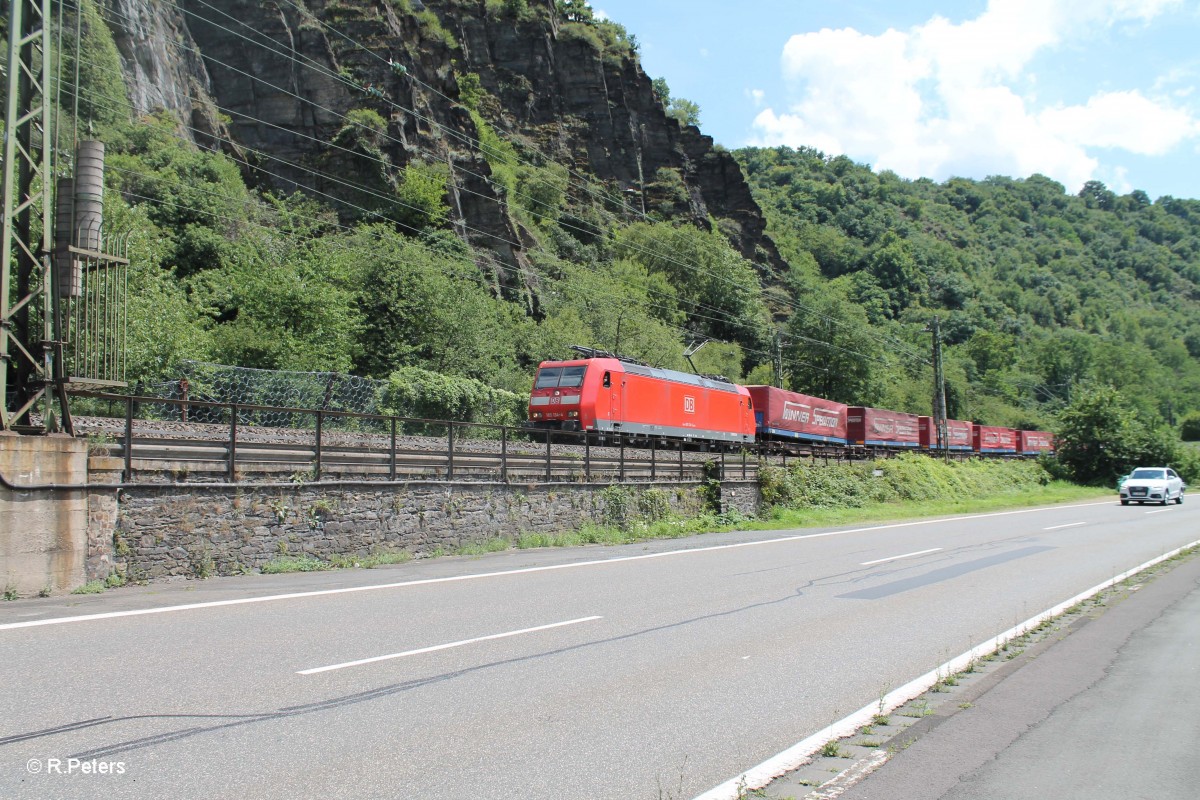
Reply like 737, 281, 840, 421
735, 147, 1200, 429
10, 0, 1200, 471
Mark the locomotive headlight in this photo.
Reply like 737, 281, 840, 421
568, 411, 578, 418
532, 412, 543, 419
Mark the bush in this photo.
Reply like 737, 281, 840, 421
1180, 413, 1200, 442
759, 453, 1051, 511
380, 366, 527, 428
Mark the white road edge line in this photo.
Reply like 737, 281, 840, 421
1044, 522, 1087, 531
1145, 509, 1172, 515
690, 536, 1200, 800
297, 616, 602, 675
0, 499, 1115, 632
860, 547, 943, 566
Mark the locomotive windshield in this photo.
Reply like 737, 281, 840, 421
535, 365, 586, 389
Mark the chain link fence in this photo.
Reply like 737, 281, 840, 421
146, 362, 388, 432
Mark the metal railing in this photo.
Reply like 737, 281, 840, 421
70, 391, 760, 485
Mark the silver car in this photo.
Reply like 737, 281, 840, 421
1119, 467, 1184, 505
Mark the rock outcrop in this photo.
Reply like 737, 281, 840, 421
103, 0, 785, 287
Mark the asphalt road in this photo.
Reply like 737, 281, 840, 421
2, 497, 1197, 799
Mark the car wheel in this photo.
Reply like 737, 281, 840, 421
1121, 499, 1129, 506
1177, 492, 1184, 505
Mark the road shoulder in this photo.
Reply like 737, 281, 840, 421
765, 547, 1200, 799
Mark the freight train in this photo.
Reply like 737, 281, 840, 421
528, 349, 1055, 457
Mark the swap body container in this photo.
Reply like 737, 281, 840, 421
973, 425, 1018, 454
1018, 430, 1055, 455
847, 406, 921, 448
746, 386, 848, 446
917, 417, 974, 451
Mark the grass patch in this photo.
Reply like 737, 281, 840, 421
759, 481, 1108, 530
328, 550, 413, 569
260, 555, 332, 574
819, 740, 842, 758
71, 580, 107, 595
456, 538, 511, 557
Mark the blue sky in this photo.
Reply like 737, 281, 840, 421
593, 0, 1200, 200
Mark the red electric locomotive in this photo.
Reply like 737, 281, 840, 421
528, 348, 755, 445
918, 416, 974, 451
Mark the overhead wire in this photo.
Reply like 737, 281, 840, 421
182, 0, 928, 364
60, 85, 818, 374
69, 2, 775, 342
57, 77, 790, 363
65, 0, 922, 375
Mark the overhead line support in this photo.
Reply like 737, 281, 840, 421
2, 0, 60, 432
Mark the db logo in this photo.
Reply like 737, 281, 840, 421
683, 396, 695, 414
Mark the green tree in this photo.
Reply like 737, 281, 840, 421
666, 97, 701, 127
784, 293, 882, 403
1054, 386, 1178, 485
556, 0, 594, 22
614, 222, 769, 355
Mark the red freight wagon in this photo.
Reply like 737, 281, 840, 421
746, 386, 848, 445
1018, 430, 1055, 455
973, 425, 1018, 454
918, 417, 973, 451
528, 355, 755, 444
847, 407, 921, 448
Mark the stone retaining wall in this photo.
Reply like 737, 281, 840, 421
101, 478, 761, 582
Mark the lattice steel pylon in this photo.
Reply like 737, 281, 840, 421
1, 0, 65, 432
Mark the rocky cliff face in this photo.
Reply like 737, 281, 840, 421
109, 0, 228, 145
104, 0, 785, 289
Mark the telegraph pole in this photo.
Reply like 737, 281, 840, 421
928, 316, 948, 453
772, 329, 784, 389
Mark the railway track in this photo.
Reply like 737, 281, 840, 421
77, 415, 762, 484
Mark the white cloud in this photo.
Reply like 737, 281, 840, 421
1039, 90, 1197, 154
750, 0, 1197, 191
746, 88, 766, 107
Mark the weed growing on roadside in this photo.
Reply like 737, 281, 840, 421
820, 740, 842, 758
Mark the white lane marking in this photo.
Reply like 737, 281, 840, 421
690, 536, 1200, 800
297, 616, 602, 675
1044, 522, 1087, 531
1146, 509, 1173, 515
0, 499, 1115, 632
860, 547, 942, 566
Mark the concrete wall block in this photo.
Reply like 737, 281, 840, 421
1, 436, 90, 596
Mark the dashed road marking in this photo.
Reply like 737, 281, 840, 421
297, 616, 603, 675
